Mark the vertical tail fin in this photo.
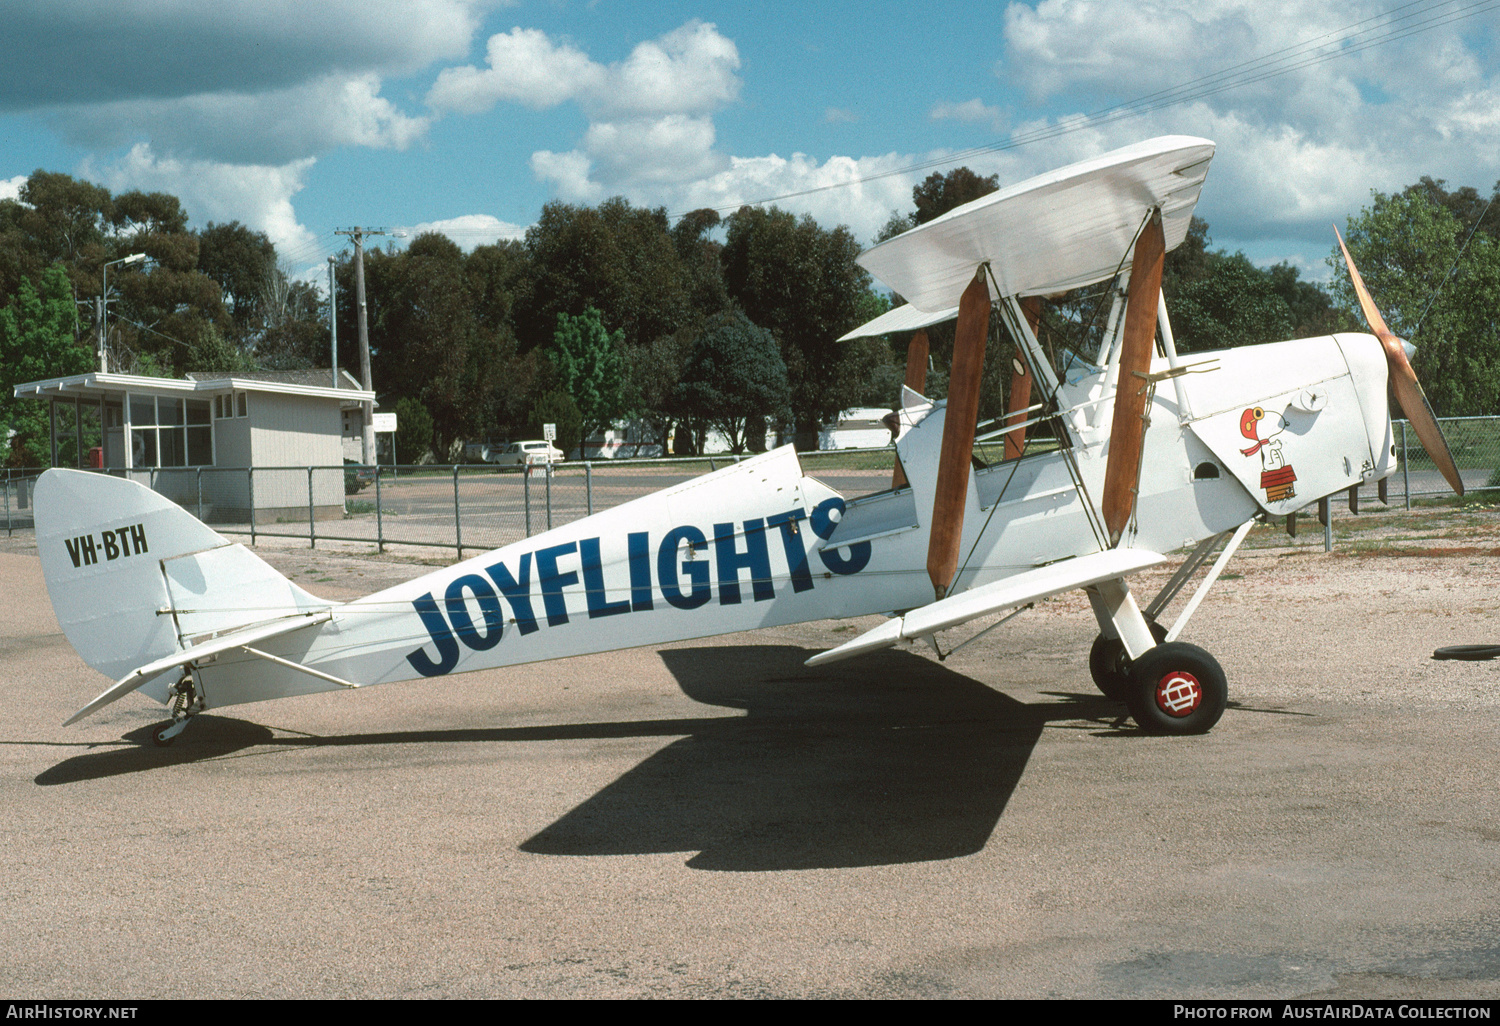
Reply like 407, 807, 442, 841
36, 469, 329, 719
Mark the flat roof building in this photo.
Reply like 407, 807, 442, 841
12, 369, 377, 522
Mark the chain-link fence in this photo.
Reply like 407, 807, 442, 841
6, 416, 1500, 545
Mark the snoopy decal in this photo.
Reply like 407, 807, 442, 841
1239, 406, 1298, 503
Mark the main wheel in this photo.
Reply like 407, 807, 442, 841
1123, 642, 1227, 736
1088, 620, 1169, 700
152, 723, 176, 747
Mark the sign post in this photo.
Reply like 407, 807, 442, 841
542, 424, 556, 529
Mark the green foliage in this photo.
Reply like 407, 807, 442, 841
522, 197, 692, 350
0, 265, 88, 466
672, 313, 791, 454
1170, 252, 1297, 352
355, 232, 524, 457
1332, 188, 1500, 416
721, 206, 873, 447
550, 306, 630, 445
529, 389, 583, 458
186, 321, 257, 375
393, 396, 435, 465
912, 167, 1000, 225
197, 221, 277, 329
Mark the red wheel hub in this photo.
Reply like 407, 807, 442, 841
1155, 670, 1202, 717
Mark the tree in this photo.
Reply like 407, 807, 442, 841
672, 313, 791, 454
0, 171, 112, 300
550, 306, 630, 446
392, 396, 435, 465
528, 389, 584, 458
1403, 176, 1500, 242
628, 327, 695, 453
1333, 189, 1500, 416
197, 221, 277, 332
721, 206, 873, 447
1170, 252, 1297, 353
912, 167, 1000, 225
0, 265, 89, 466
357, 233, 521, 457
520, 197, 691, 350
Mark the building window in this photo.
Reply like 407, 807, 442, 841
130, 396, 213, 468
214, 392, 249, 419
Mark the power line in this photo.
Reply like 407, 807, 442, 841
674, 0, 1500, 218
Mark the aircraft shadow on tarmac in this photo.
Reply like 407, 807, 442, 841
35, 645, 1128, 871
521, 645, 1067, 871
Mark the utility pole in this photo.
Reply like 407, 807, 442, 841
98, 253, 147, 372
327, 256, 338, 391
334, 227, 396, 466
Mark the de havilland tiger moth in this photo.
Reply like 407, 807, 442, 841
31, 135, 1464, 746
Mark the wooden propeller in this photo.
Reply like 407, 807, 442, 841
926, 270, 990, 600
1334, 226, 1464, 496
1101, 209, 1165, 547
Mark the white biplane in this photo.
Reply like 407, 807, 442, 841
34, 136, 1462, 745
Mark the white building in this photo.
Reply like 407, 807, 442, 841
819, 408, 898, 450
13, 369, 375, 522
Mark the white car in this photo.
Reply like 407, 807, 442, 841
491, 440, 565, 469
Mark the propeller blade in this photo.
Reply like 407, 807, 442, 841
891, 330, 930, 489
1334, 227, 1464, 496
926, 270, 990, 600
1101, 209, 1165, 547
1002, 297, 1040, 460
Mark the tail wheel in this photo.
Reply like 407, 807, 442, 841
1088, 620, 1168, 701
1124, 642, 1227, 735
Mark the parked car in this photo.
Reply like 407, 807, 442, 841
344, 458, 375, 494
491, 440, 565, 469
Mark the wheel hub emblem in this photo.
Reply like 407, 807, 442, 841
1156, 671, 1202, 716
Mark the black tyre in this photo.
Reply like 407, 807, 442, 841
152, 723, 176, 747
1088, 620, 1169, 701
1123, 642, 1227, 735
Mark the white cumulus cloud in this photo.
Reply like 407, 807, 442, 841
79, 143, 318, 257
408, 214, 529, 251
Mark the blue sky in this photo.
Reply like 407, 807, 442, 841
2, 1, 1498, 287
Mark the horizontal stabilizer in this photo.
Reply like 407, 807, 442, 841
63, 612, 332, 726
805, 549, 1166, 667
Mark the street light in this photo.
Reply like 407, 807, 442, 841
98, 253, 147, 372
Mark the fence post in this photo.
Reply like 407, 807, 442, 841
196, 468, 203, 522
585, 461, 593, 516
248, 467, 256, 546
453, 465, 463, 559
524, 466, 532, 538
1401, 421, 1411, 510
545, 463, 553, 531
308, 466, 317, 549
375, 465, 385, 553
4, 470, 9, 537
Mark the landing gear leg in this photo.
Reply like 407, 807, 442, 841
152, 672, 205, 747
1089, 619, 1168, 700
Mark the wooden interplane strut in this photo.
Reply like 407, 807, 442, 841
891, 330, 930, 489
1002, 297, 1041, 460
926, 270, 990, 599
1101, 209, 1165, 547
